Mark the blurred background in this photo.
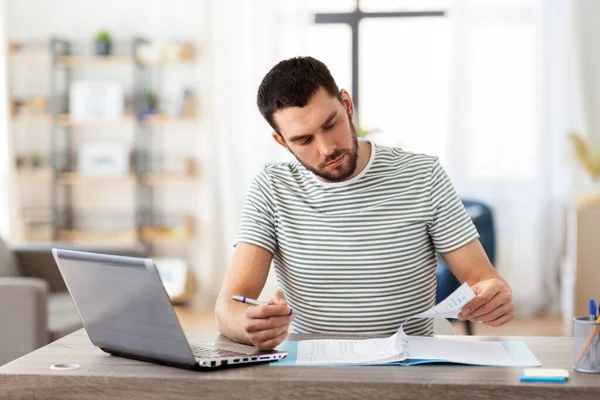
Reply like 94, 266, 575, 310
1, 0, 600, 364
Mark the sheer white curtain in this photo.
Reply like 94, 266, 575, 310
203, 0, 307, 303
445, 0, 581, 314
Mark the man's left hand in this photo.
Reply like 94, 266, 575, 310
458, 278, 514, 327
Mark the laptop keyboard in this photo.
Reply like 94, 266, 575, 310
189, 345, 247, 359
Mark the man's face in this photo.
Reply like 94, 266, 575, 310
272, 88, 359, 182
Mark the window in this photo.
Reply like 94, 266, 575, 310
306, 24, 353, 96
360, 17, 450, 157
308, 0, 541, 180
307, 0, 447, 158
465, 9, 540, 180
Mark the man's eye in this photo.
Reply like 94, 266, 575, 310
324, 121, 336, 130
300, 137, 313, 145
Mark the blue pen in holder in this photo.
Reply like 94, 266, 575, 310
574, 316, 600, 373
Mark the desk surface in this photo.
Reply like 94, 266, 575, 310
1, 330, 599, 400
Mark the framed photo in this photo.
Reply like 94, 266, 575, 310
70, 81, 124, 120
154, 258, 194, 303
78, 140, 130, 177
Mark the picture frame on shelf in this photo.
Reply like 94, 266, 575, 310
69, 81, 124, 120
154, 258, 195, 304
77, 140, 130, 177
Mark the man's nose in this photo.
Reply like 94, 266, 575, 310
317, 135, 336, 157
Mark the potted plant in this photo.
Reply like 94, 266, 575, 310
93, 30, 112, 56
30, 152, 43, 169
145, 90, 159, 113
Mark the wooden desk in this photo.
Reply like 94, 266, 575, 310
1, 330, 599, 400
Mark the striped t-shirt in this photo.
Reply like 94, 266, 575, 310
236, 141, 479, 336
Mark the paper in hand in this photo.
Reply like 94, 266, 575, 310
415, 282, 476, 319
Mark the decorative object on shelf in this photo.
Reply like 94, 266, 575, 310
14, 155, 25, 169
145, 90, 159, 113
77, 140, 130, 177
69, 81, 124, 120
136, 90, 160, 120
135, 41, 195, 65
8, 41, 22, 53
10, 96, 48, 117
184, 158, 195, 177
568, 132, 600, 205
93, 30, 112, 56
154, 258, 195, 304
569, 132, 600, 183
30, 152, 43, 169
179, 88, 195, 118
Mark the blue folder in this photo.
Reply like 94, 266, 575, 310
272, 340, 541, 367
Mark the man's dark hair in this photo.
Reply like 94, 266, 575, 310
257, 56, 341, 133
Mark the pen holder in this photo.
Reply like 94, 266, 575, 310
573, 316, 600, 373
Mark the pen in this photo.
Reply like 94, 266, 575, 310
232, 295, 270, 306
232, 295, 293, 315
590, 299, 597, 321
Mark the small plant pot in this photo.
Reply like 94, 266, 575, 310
94, 40, 112, 56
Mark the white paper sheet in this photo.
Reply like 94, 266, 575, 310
404, 335, 515, 366
295, 333, 405, 365
414, 282, 476, 319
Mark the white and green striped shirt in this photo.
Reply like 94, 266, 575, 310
236, 141, 479, 335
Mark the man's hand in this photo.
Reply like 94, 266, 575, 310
458, 278, 514, 327
244, 290, 294, 350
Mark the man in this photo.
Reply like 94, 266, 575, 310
215, 56, 514, 350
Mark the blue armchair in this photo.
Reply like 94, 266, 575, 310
435, 199, 496, 335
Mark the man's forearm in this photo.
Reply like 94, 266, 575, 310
469, 266, 501, 285
214, 297, 252, 345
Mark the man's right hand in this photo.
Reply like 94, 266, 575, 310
243, 290, 294, 350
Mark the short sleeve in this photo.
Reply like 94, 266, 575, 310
235, 169, 277, 254
427, 159, 479, 253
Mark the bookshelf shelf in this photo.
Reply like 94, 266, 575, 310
56, 55, 134, 68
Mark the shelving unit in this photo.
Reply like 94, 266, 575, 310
9, 38, 199, 254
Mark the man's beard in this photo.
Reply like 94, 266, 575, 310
291, 113, 359, 183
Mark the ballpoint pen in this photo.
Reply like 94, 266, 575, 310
232, 295, 270, 306
232, 295, 293, 315
590, 299, 597, 321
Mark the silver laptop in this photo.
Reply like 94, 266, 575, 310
52, 248, 288, 370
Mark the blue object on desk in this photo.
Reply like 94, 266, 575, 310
519, 373, 566, 383
436, 199, 496, 335
520, 369, 568, 383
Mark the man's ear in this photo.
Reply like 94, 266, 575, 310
272, 131, 288, 149
339, 89, 354, 120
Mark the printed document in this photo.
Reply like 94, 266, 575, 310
294, 283, 515, 366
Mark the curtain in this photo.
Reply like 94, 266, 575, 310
445, 0, 583, 314
200, 0, 307, 306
